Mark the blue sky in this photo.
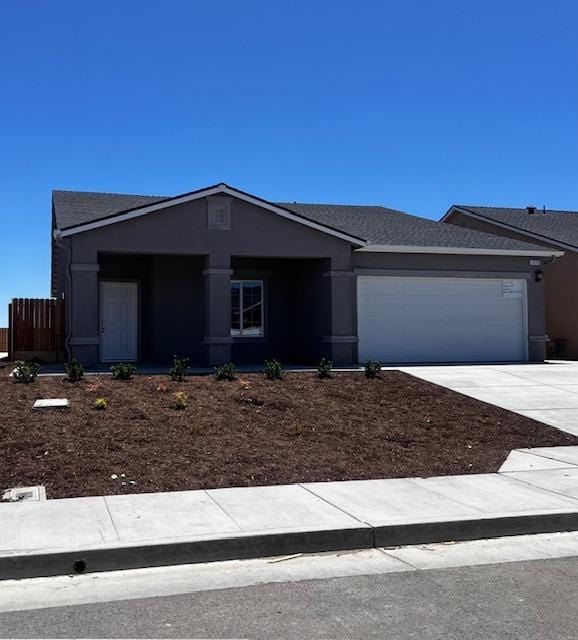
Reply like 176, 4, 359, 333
1, 0, 577, 325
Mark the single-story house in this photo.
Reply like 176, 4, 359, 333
51, 183, 562, 367
443, 205, 578, 359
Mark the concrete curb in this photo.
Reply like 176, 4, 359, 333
2, 510, 578, 581
0, 527, 372, 581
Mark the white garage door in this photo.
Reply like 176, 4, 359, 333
357, 276, 527, 363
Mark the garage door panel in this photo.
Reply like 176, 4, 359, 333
357, 276, 526, 363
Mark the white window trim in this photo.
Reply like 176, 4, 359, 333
231, 280, 264, 338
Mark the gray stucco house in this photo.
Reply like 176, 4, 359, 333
51, 183, 562, 367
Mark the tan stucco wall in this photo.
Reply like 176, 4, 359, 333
446, 211, 578, 359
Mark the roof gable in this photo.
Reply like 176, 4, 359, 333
54, 183, 367, 246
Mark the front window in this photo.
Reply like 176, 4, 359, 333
231, 280, 264, 337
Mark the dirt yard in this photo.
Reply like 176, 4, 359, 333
1, 371, 576, 498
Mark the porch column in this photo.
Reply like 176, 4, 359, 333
69, 263, 100, 366
203, 254, 233, 366
323, 268, 357, 364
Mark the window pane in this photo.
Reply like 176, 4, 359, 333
231, 282, 241, 335
242, 282, 263, 335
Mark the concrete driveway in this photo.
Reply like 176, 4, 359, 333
403, 362, 578, 436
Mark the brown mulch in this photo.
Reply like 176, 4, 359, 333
1, 371, 576, 499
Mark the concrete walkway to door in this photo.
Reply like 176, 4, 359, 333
403, 362, 578, 436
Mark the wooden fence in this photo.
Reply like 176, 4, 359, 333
8, 298, 66, 362
0, 328, 8, 353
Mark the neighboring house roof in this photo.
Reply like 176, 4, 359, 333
445, 205, 578, 252
52, 184, 561, 256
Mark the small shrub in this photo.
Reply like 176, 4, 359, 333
110, 362, 136, 380
317, 358, 333, 379
64, 358, 85, 383
364, 360, 382, 379
95, 397, 108, 410
214, 362, 236, 381
289, 423, 305, 436
174, 391, 188, 410
13, 361, 41, 384
264, 359, 283, 380
169, 355, 189, 382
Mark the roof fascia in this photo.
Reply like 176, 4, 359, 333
355, 244, 564, 257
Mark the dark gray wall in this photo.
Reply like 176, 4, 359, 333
60, 194, 549, 365
64, 196, 354, 366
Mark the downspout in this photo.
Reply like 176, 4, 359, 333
53, 229, 72, 362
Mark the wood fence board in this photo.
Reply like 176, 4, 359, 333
7, 298, 65, 359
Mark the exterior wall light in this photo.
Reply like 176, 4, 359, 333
534, 269, 544, 282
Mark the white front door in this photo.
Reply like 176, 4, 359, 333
100, 282, 138, 362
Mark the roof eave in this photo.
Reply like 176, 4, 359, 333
355, 244, 564, 257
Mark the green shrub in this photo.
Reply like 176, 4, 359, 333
364, 360, 382, 379
110, 362, 136, 380
64, 358, 85, 383
264, 359, 283, 380
317, 358, 333, 379
214, 362, 236, 381
174, 391, 188, 410
95, 397, 108, 410
13, 361, 41, 384
169, 355, 190, 382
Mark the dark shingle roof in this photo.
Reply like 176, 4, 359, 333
52, 188, 551, 253
53, 190, 167, 230
453, 205, 578, 250
277, 202, 547, 251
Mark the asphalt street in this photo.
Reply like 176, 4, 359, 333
0, 556, 576, 639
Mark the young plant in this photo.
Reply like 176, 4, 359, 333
12, 361, 41, 384
110, 362, 136, 380
364, 360, 382, 379
264, 359, 283, 380
289, 423, 305, 436
214, 362, 236, 381
95, 397, 108, 410
64, 358, 85, 383
317, 357, 333, 379
169, 355, 190, 382
174, 391, 188, 410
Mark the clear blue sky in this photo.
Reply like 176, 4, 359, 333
1, 0, 577, 325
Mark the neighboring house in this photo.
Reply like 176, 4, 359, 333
51, 183, 562, 367
443, 205, 578, 359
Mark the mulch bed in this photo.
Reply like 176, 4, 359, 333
1, 371, 576, 499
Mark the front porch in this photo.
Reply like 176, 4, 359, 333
69, 252, 357, 368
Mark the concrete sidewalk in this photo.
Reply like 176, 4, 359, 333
403, 362, 578, 436
1, 446, 578, 580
